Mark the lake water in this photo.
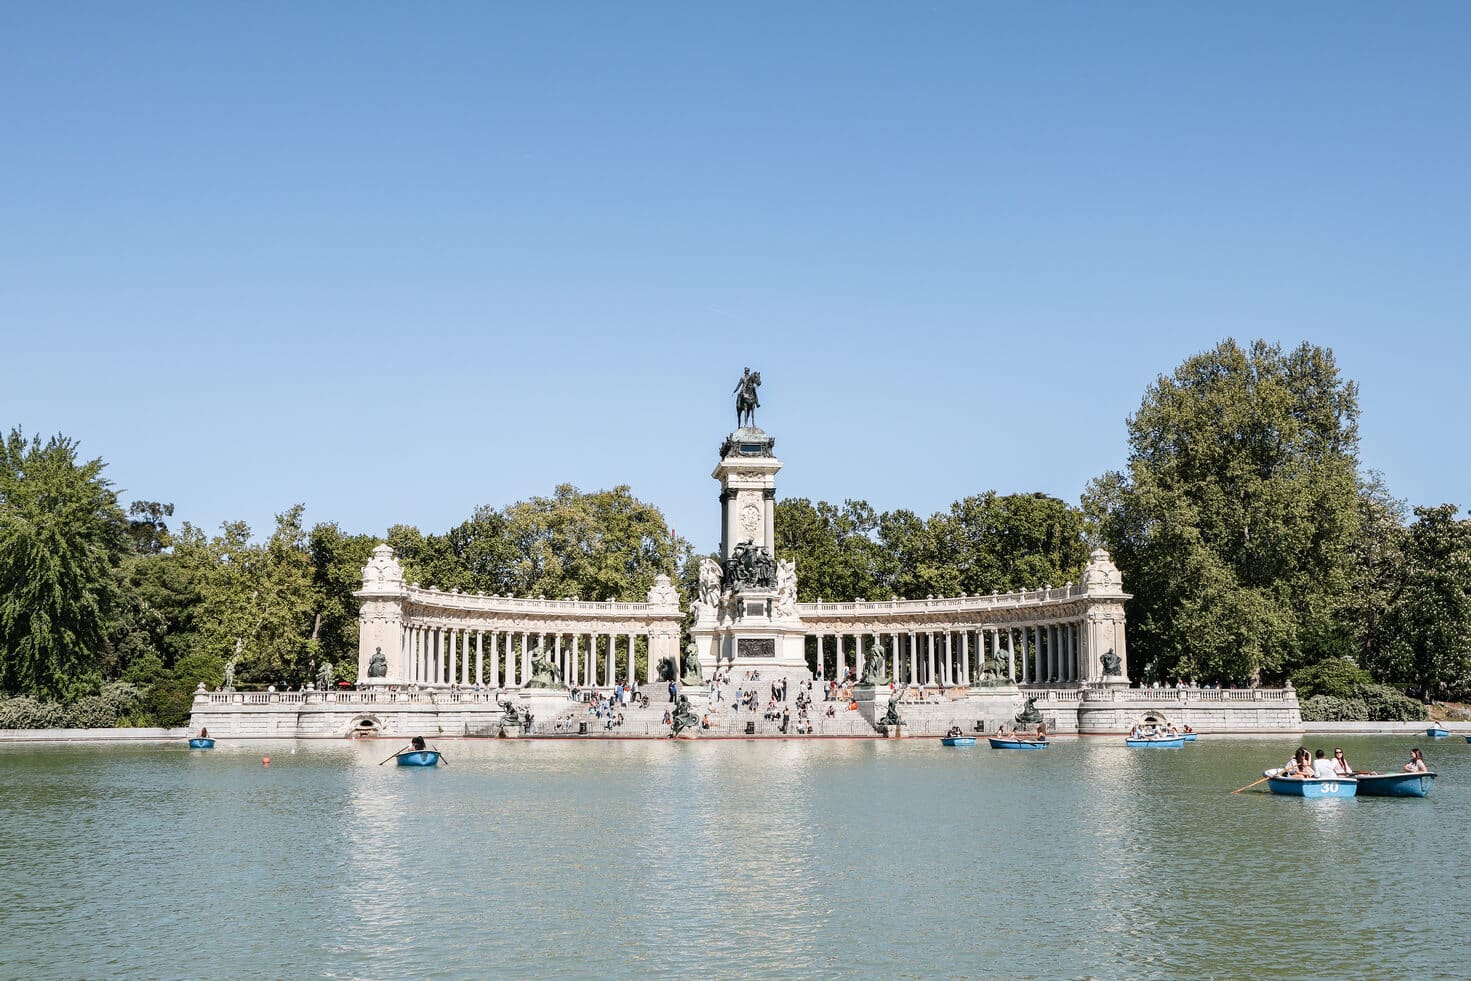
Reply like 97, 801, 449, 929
0, 735, 1464, 980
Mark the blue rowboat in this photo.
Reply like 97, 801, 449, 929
188, 738, 215, 749
1125, 736, 1185, 748
395, 750, 441, 767
1182, 733, 1198, 742
1354, 772, 1436, 798
941, 736, 977, 747
1264, 769, 1357, 798
988, 737, 1048, 750
1427, 726, 1449, 738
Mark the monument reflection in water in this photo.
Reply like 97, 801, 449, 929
0, 736, 1463, 979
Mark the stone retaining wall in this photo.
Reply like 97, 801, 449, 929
0, 727, 190, 742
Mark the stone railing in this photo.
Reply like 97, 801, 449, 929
1079, 687, 1295, 703
797, 583, 1093, 617
195, 689, 614, 706
404, 585, 677, 615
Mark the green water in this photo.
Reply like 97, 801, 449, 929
0, 735, 1462, 980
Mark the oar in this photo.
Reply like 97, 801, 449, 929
1231, 774, 1272, 794
429, 744, 448, 765
378, 745, 412, 765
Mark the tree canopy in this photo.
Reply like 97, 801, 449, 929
1084, 340, 1362, 684
776, 491, 1088, 603
0, 430, 129, 698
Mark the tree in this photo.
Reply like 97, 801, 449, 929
1380, 504, 1471, 699
1083, 340, 1362, 684
937, 492, 1089, 595
391, 485, 684, 602
0, 430, 130, 698
125, 501, 174, 555
175, 506, 317, 685
1336, 473, 1410, 668
308, 523, 378, 674
774, 498, 887, 601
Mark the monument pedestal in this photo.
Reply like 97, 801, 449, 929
692, 425, 813, 685
514, 688, 574, 733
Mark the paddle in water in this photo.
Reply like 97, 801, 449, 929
378, 744, 414, 765
1230, 775, 1272, 794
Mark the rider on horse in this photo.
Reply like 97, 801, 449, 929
734, 367, 761, 428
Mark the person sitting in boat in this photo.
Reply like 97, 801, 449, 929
1035, 721, 1048, 740
1311, 749, 1339, 778
1331, 747, 1353, 776
1404, 748, 1429, 773
410, 736, 426, 752
198, 727, 209, 739
1280, 748, 1311, 778
1182, 724, 1194, 734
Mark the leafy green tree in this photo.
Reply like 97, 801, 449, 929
391, 485, 684, 603
774, 498, 888, 601
1083, 340, 1362, 685
877, 508, 958, 599
308, 522, 378, 674
125, 501, 174, 555
0, 430, 129, 698
937, 492, 1088, 594
1379, 504, 1471, 699
1336, 473, 1409, 666
174, 506, 317, 686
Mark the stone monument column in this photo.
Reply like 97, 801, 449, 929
1080, 548, 1131, 685
354, 543, 408, 686
690, 370, 811, 682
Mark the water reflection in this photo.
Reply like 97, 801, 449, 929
0, 736, 1467, 979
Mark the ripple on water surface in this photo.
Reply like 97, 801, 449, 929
0, 736, 1465, 980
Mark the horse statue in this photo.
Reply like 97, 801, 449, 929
733, 368, 762, 428
1100, 649, 1122, 677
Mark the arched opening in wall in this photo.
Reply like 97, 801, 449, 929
348, 716, 382, 737
1136, 712, 1170, 727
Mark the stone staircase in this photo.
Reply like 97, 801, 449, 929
517, 680, 1025, 738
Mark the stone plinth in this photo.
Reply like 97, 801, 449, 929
516, 688, 577, 732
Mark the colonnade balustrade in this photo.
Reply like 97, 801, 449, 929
397, 625, 650, 689
807, 621, 1093, 687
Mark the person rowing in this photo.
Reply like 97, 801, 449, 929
410, 736, 426, 752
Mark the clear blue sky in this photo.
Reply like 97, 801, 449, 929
4, 3, 1468, 553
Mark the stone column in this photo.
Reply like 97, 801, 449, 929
763, 488, 776, 555
627, 633, 635, 685
961, 631, 970, 686
855, 636, 865, 681
504, 633, 515, 687
944, 632, 953, 685
488, 631, 499, 688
